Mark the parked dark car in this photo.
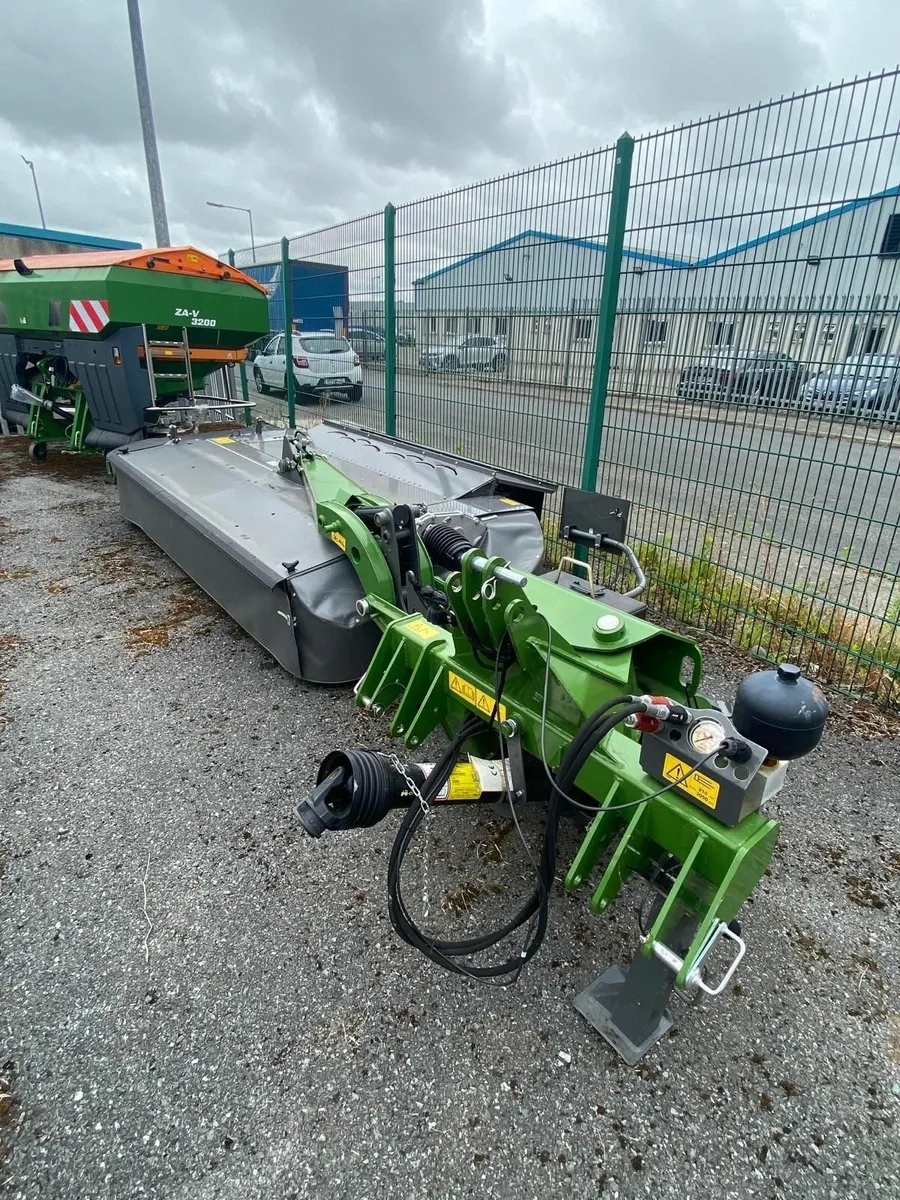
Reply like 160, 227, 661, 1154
245, 332, 273, 363
677, 351, 807, 404
799, 354, 900, 418
395, 329, 416, 346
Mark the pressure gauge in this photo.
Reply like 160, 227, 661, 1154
688, 717, 726, 755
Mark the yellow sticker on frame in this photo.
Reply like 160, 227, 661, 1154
448, 671, 507, 723
662, 753, 719, 809
330, 530, 347, 551
405, 617, 439, 640
446, 763, 482, 800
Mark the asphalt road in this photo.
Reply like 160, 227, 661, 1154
248, 364, 900, 592
1, 438, 899, 1199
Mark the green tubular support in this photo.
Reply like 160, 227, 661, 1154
642, 833, 706, 942
394, 656, 449, 747
69, 391, 91, 453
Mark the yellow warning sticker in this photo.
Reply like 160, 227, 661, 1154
211, 436, 235, 444
405, 617, 439, 640
499, 496, 520, 506
330, 530, 347, 551
448, 671, 507, 723
662, 753, 719, 810
447, 763, 482, 800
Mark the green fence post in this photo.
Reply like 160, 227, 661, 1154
580, 133, 634, 493
227, 249, 252, 427
384, 203, 397, 436
281, 235, 296, 429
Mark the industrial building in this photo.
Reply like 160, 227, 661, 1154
412, 188, 900, 392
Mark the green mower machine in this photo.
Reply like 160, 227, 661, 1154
0, 241, 829, 1062
109, 423, 829, 1062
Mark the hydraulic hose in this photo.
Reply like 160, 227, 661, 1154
387, 702, 646, 980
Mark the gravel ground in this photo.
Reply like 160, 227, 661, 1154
1, 436, 898, 1200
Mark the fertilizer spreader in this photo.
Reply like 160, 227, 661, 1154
0, 246, 268, 458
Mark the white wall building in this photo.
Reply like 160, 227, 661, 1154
413, 188, 900, 393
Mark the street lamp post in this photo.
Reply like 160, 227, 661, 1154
206, 201, 256, 262
21, 157, 46, 229
126, 0, 170, 246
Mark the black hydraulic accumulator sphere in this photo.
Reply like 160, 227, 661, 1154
732, 663, 829, 761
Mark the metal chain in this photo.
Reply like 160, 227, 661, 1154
386, 752, 431, 817
384, 752, 433, 920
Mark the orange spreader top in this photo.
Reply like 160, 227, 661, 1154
0, 246, 267, 292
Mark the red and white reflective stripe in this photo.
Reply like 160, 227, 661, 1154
68, 299, 110, 334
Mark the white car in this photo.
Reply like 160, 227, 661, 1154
252, 331, 363, 402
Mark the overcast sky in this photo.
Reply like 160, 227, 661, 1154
0, 0, 897, 255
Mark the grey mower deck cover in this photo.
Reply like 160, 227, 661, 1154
110, 421, 552, 684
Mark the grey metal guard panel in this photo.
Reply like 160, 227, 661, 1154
111, 423, 550, 682
114, 430, 337, 590
308, 423, 493, 507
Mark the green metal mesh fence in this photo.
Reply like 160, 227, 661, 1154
233, 214, 387, 433
392, 148, 617, 480
612, 72, 900, 706
230, 68, 900, 707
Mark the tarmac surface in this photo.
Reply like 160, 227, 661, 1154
1, 435, 898, 1199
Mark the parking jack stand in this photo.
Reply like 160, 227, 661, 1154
573, 915, 697, 1064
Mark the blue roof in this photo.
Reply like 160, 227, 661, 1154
692, 185, 900, 266
0, 221, 141, 250
413, 229, 689, 285
413, 188, 900, 285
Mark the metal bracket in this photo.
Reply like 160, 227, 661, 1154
573, 913, 698, 1064
554, 554, 596, 597
558, 487, 645, 598
650, 920, 746, 997
358, 504, 422, 612
503, 722, 528, 805
559, 486, 630, 546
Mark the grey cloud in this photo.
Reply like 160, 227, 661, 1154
506, 0, 826, 152
0, 0, 890, 255
210, 0, 535, 170
0, 1, 267, 151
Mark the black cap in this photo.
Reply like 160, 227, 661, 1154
777, 663, 802, 683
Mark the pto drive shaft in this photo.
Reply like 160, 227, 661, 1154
297, 750, 506, 837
